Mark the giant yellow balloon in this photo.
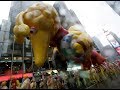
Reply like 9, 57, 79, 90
13, 2, 93, 68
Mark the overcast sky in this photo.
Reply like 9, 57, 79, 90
0, 1, 120, 47
65, 1, 120, 36
65, 1, 120, 46
0, 1, 11, 24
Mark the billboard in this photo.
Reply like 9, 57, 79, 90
107, 34, 120, 48
107, 34, 120, 55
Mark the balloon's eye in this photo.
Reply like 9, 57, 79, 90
30, 27, 37, 34
26, 36, 30, 40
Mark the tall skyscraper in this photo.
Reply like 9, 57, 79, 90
110, 31, 120, 44
0, 19, 11, 56
106, 1, 120, 16
53, 1, 82, 30
92, 36, 104, 54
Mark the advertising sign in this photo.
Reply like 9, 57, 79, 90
107, 34, 120, 48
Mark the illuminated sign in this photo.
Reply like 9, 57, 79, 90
107, 34, 120, 48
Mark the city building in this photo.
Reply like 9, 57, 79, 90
106, 1, 120, 16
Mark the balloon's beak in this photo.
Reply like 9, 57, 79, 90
30, 29, 50, 67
